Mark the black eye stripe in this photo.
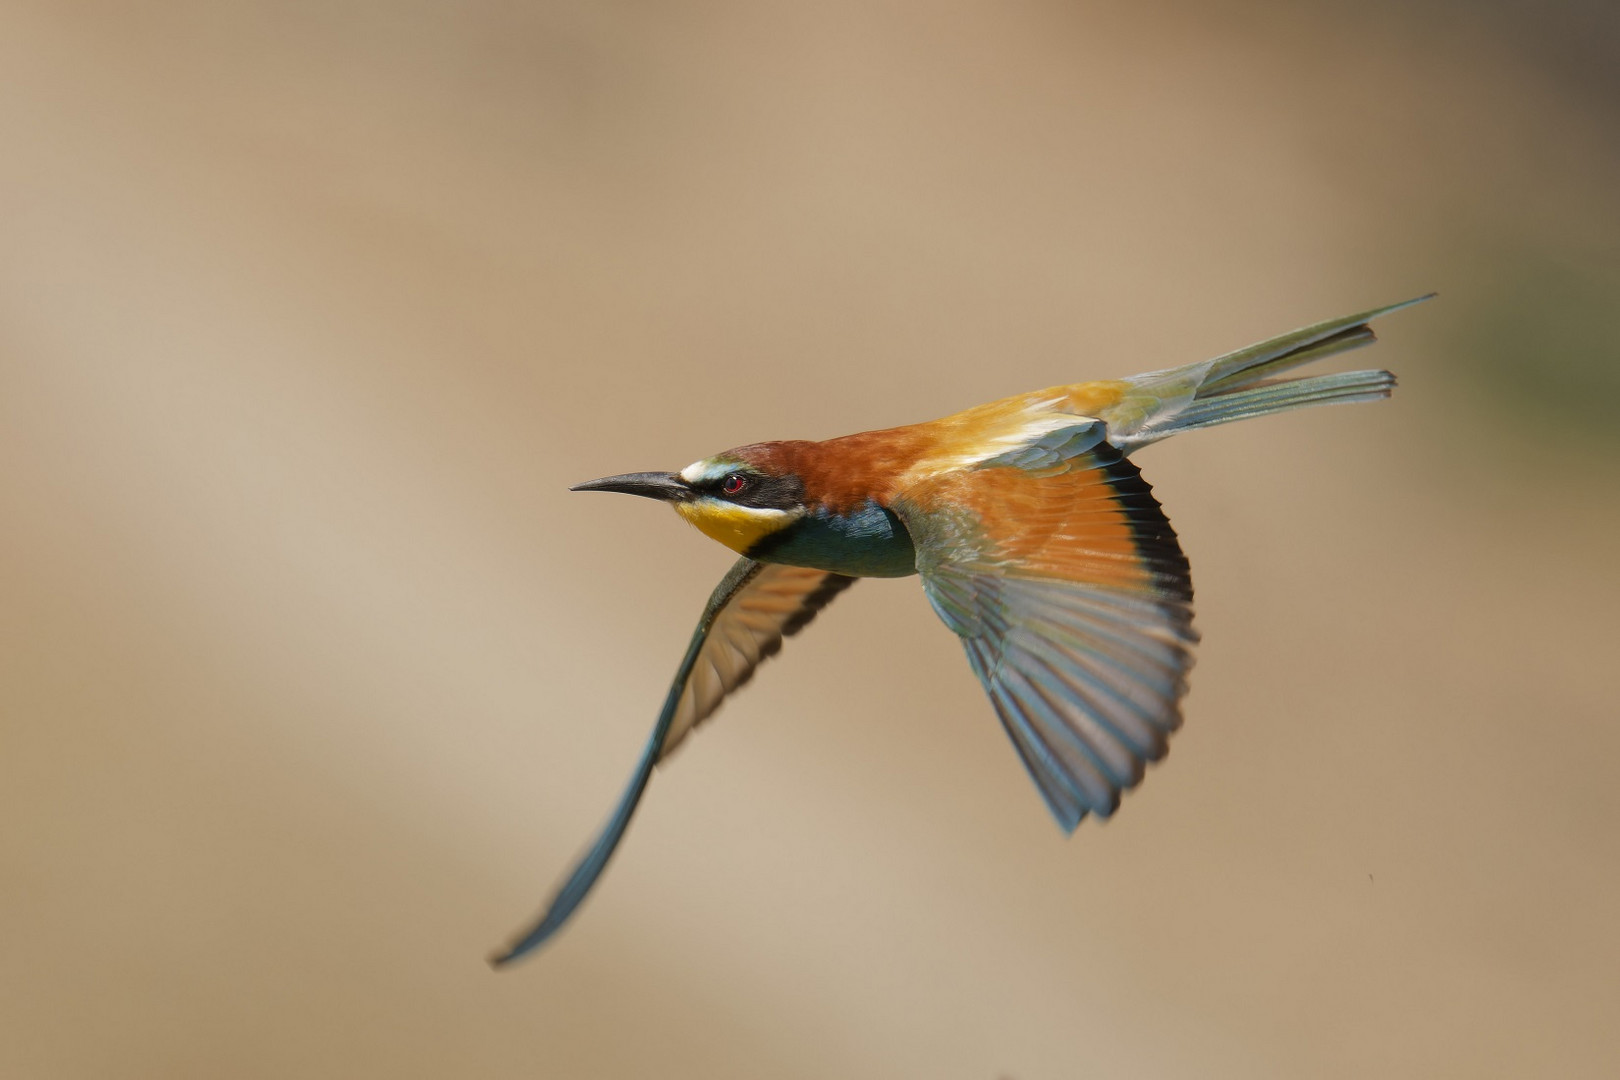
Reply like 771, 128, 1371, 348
705, 471, 804, 510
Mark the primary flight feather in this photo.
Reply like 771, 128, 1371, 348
490, 296, 1430, 966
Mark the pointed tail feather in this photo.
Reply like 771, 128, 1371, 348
1105, 294, 1431, 449
1198, 294, 1430, 391
1168, 368, 1397, 434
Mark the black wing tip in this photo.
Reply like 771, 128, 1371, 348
489, 889, 584, 966
487, 944, 524, 970
487, 922, 553, 969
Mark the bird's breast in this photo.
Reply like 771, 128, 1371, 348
747, 501, 918, 578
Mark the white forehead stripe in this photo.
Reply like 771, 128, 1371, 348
680, 460, 734, 484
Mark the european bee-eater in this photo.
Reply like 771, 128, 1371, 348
490, 296, 1429, 966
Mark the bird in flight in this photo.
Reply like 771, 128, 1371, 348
490, 296, 1430, 966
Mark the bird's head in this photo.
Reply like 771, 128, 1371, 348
571, 443, 811, 556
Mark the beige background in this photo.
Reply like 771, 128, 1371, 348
3, 3, 1617, 1077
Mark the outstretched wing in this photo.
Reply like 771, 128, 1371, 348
490, 558, 854, 965
894, 422, 1198, 831
657, 560, 856, 761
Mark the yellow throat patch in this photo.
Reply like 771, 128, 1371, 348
673, 498, 796, 555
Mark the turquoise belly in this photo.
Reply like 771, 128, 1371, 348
747, 502, 918, 578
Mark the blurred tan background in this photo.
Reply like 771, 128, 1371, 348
3, 2, 1617, 1077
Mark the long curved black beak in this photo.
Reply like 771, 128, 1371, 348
569, 471, 693, 502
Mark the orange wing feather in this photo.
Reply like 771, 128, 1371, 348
900, 463, 1158, 592
892, 438, 1196, 829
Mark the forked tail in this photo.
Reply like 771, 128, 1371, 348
1104, 295, 1432, 451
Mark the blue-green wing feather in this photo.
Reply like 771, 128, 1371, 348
937, 571, 1196, 829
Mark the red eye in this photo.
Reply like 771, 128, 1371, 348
721, 474, 747, 496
